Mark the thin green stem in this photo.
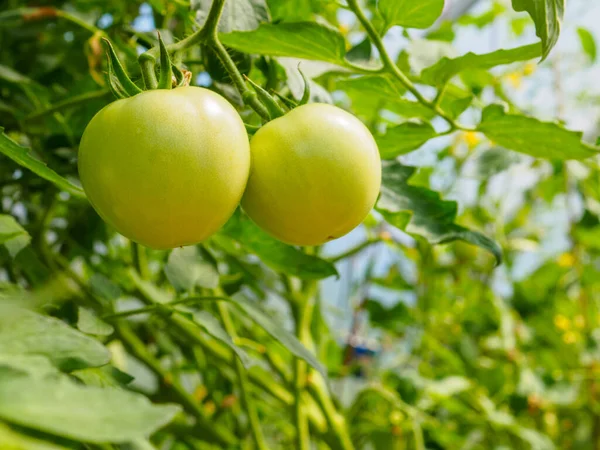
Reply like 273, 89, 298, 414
293, 280, 318, 450
138, 0, 270, 120
101, 296, 229, 320
140, 58, 158, 90
115, 322, 238, 446
217, 300, 269, 450
128, 270, 295, 406
55, 9, 106, 36
432, 81, 449, 108
25, 89, 110, 121
329, 239, 380, 263
131, 242, 150, 280
307, 376, 354, 450
345, 0, 469, 131
211, 38, 271, 120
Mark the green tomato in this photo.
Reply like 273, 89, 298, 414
78, 87, 250, 249
241, 103, 381, 246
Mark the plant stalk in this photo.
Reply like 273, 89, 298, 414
345, 0, 470, 131
217, 300, 269, 450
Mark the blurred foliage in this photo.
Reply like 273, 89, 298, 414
0, 0, 599, 449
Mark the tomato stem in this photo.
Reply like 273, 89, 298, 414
346, 0, 472, 132
216, 297, 270, 450
137, 0, 272, 121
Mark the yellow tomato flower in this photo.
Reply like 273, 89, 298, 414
462, 131, 481, 148
557, 252, 575, 267
563, 331, 578, 344
506, 72, 523, 89
523, 62, 537, 76
389, 410, 404, 425
554, 314, 571, 331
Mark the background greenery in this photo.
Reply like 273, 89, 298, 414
1, 0, 599, 449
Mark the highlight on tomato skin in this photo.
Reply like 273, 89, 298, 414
241, 103, 382, 246
78, 86, 251, 250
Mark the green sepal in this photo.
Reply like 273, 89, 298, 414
157, 32, 173, 89
272, 91, 297, 110
102, 38, 142, 98
244, 123, 260, 134
172, 64, 185, 87
244, 75, 285, 120
105, 56, 129, 100
298, 67, 310, 106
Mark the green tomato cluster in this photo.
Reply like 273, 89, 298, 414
78, 87, 381, 249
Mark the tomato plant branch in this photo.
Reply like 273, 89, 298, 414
131, 243, 150, 280
24, 89, 111, 121
101, 296, 230, 320
5, 7, 107, 37
127, 270, 295, 405
292, 279, 317, 450
307, 376, 354, 450
329, 238, 381, 263
216, 300, 269, 450
345, 0, 470, 131
138, 0, 271, 120
115, 322, 238, 446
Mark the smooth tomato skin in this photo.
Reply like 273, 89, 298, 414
78, 87, 250, 249
241, 103, 381, 246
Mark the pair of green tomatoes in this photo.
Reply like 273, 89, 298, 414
78, 87, 381, 249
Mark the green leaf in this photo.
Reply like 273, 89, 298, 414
0, 354, 59, 378
233, 294, 326, 378
364, 299, 411, 334
220, 22, 347, 65
185, 309, 251, 367
0, 374, 180, 443
511, 0, 564, 60
194, 0, 269, 33
0, 422, 68, 450
577, 28, 597, 63
71, 366, 135, 388
77, 307, 115, 336
267, 0, 313, 22
478, 104, 599, 160
0, 64, 35, 84
0, 308, 110, 371
0, 214, 30, 257
421, 43, 541, 86
371, 265, 413, 290
164, 246, 219, 291
346, 38, 372, 65
473, 147, 521, 178
438, 85, 473, 119
89, 273, 122, 302
221, 211, 337, 280
378, 0, 445, 30
0, 129, 86, 199
376, 161, 502, 264
337, 76, 434, 119
377, 122, 438, 159
338, 75, 404, 99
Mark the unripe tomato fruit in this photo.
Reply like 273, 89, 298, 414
78, 87, 250, 249
241, 103, 381, 246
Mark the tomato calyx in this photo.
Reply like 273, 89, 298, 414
103, 33, 189, 100
242, 65, 311, 125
